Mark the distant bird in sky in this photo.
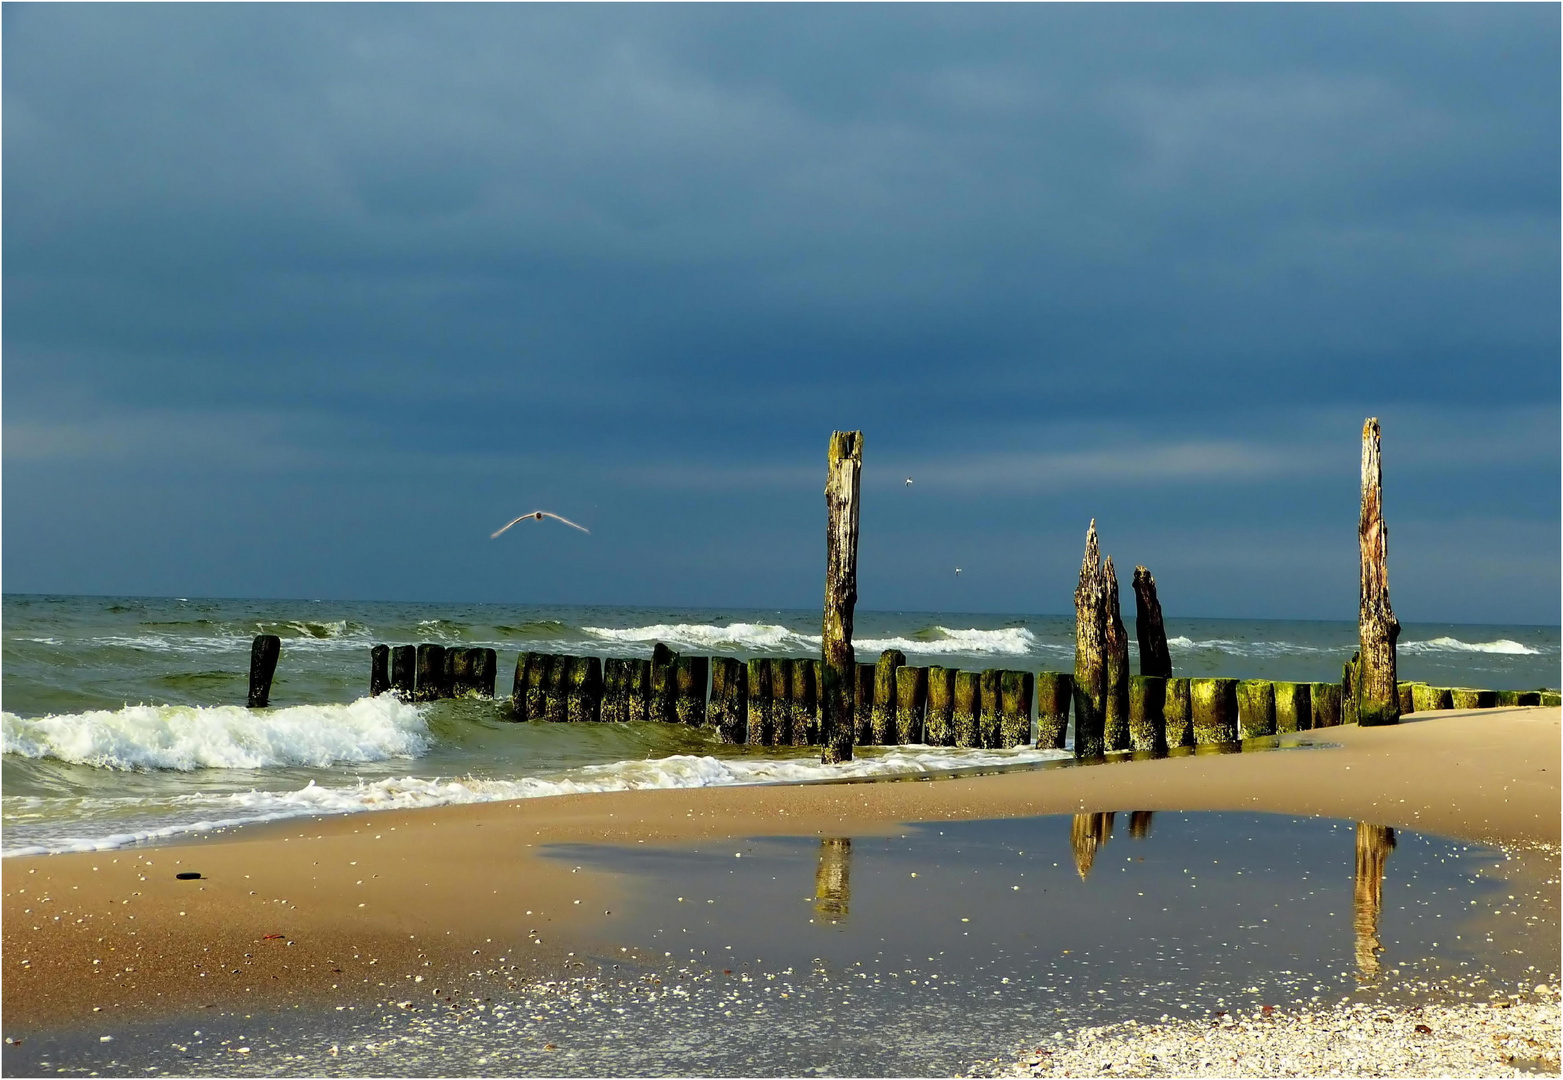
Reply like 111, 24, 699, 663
954, 567, 962, 576
490, 511, 591, 538
905, 477, 914, 486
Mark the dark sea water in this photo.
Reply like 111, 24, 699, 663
3, 594, 1557, 858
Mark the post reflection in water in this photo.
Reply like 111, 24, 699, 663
1128, 811, 1155, 839
813, 837, 852, 924
1353, 822, 1396, 981
1069, 812, 1115, 880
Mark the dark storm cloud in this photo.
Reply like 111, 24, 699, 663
4, 4, 1557, 619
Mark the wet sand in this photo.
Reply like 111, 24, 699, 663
3, 707, 1557, 1031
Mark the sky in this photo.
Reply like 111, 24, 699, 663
4, 4, 1558, 624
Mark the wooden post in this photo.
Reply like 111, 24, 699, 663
524, 653, 552, 720
1342, 654, 1359, 726
1357, 418, 1400, 727
1310, 682, 1342, 728
747, 657, 773, 745
414, 643, 448, 702
625, 658, 651, 723
1190, 677, 1238, 744
872, 650, 905, 744
1070, 812, 1114, 880
896, 665, 928, 744
511, 651, 533, 713
391, 645, 415, 697
1237, 679, 1276, 739
854, 663, 876, 744
1131, 566, 1172, 679
600, 658, 625, 723
675, 655, 709, 727
1072, 521, 1108, 759
978, 669, 1002, 748
449, 649, 476, 697
924, 666, 955, 746
542, 654, 570, 722
1353, 823, 1396, 982
1128, 675, 1166, 752
1103, 557, 1131, 751
770, 657, 795, 744
248, 634, 281, 708
1450, 688, 1496, 710
952, 670, 981, 748
1274, 681, 1312, 733
369, 645, 390, 697
1396, 681, 1417, 714
810, 660, 826, 743
566, 655, 602, 722
709, 657, 747, 742
475, 648, 497, 699
813, 837, 852, 923
821, 429, 863, 764
790, 659, 817, 746
1035, 671, 1072, 749
998, 670, 1033, 749
442, 648, 458, 698
1164, 677, 1193, 747
650, 643, 678, 724
1412, 684, 1452, 711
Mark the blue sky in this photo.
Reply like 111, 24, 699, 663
4, 4, 1558, 623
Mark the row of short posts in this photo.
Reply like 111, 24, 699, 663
367, 643, 498, 701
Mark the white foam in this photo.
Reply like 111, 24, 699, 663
1166, 636, 1330, 657
582, 622, 1044, 658
858, 627, 1047, 657
1400, 636, 1540, 656
1, 697, 430, 772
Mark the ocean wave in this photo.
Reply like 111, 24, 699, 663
858, 627, 1049, 657
0, 744, 1070, 856
1399, 636, 1540, 656
1, 697, 430, 772
581, 622, 1045, 658
1165, 636, 1332, 658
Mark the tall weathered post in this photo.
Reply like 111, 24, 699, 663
924, 666, 956, 746
895, 665, 928, 744
872, 650, 905, 744
369, 645, 391, 697
1357, 418, 1400, 726
1103, 557, 1130, 751
391, 645, 416, 697
1035, 671, 1072, 749
1131, 566, 1172, 679
248, 634, 281, 708
1072, 521, 1108, 758
821, 430, 863, 764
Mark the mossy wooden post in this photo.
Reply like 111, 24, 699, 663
1128, 675, 1166, 752
449, 648, 476, 697
811, 660, 826, 743
1191, 677, 1238, 744
747, 657, 773, 745
1310, 682, 1342, 728
442, 648, 458, 699
600, 658, 627, 723
369, 645, 390, 697
414, 643, 448, 702
925, 666, 956, 746
790, 660, 817, 746
1539, 690, 1560, 707
872, 650, 906, 744
1397, 682, 1417, 715
978, 669, 1003, 748
1072, 521, 1108, 759
1164, 677, 1193, 747
675, 655, 709, 727
523, 653, 550, 719
1237, 679, 1276, 739
1412, 684, 1452, 711
1342, 654, 1360, 726
391, 645, 416, 697
543, 654, 570, 722
248, 634, 281, 708
511, 651, 533, 712
1035, 671, 1072, 749
769, 658, 794, 744
476, 648, 497, 698
854, 663, 876, 744
1357, 418, 1400, 726
1450, 688, 1496, 710
1103, 557, 1131, 751
821, 430, 863, 764
567, 655, 602, 722
999, 670, 1033, 749
896, 665, 929, 744
650, 643, 678, 725
952, 670, 981, 748
707, 657, 743, 742
1131, 566, 1172, 679
625, 658, 651, 723
1274, 681, 1312, 733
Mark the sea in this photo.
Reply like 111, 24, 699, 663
3, 594, 1557, 860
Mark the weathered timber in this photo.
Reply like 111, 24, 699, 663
511, 651, 533, 712
1411, 684, 1452, 712
821, 430, 863, 764
1496, 689, 1542, 707
675, 655, 709, 727
391, 645, 416, 697
442, 648, 458, 699
1494, 689, 1519, 708
952, 670, 981, 748
1103, 556, 1131, 751
1450, 688, 1496, 710
979, 669, 1003, 748
854, 664, 877, 744
924, 666, 956, 746
895, 665, 928, 744
414, 643, 448, 702
1274, 681, 1312, 733
1070, 812, 1114, 880
566, 655, 602, 722
369, 645, 390, 697
813, 837, 852, 923
1131, 566, 1172, 679
522, 653, 550, 719
1190, 677, 1238, 744
449, 649, 476, 697
708, 657, 747, 742
811, 660, 826, 743
1128, 675, 1166, 752
248, 634, 281, 708
1357, 419, 1400, 726
768, 658, 794, 744
1396, 681, 1417, 715
1540, 690, 1561, 707
650, 643, 679, 725
790, 660, 817, 745
998, 670, 1033, 749
624, 658, 651, 723
1129, 811, 1155, 839
1310, 682, 1342, 728
476, 649, 497, 698
1072, 520, 1109, 759
747, 658, 773, 745
1342, 654, 1360, 727
600, 658, 628, 723
1353, 822, 1396, 982
871, 650, 906, 744
1035, 671, 1073, 749
1236, 679, 1276, 739
542, 654, 570, 722
1164, 677, 1193, 747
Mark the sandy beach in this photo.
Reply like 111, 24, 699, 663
4, 705, 1556, 1040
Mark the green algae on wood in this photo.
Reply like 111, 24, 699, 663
747, 657, 773, 745
449, 648, 477, 697
1128, 675, 1166, 752
790, 660, 818, 746
1035, 671, 1073, 750
709, 657, 747, 743
1273, 681, 1312, 733
998, 670, 1034, 749
522, 652, 551, 719
650, 642, 679, 725
770, 657, 795, 744
600, 658, 626, 723
872, 650, 906, 745
1342, 654, 1359, 727
543, 654, 571, 722
1449, 688, 1495, 710
1411, 684, 1452, 712
820, 430, 863, 764
854, 663, 876, 744
1072, 520, 1108, 759
979, 668, 1003, 749
1309, 682, 1342, 729
1540, 691, 1561, 707
924, 666, 956, 746
475, 648, 497, 699
675, 655, 708, 727
1236, 679, 1276, 740
566, 655, 602, 722
1103, 556, 1131, 752
624, 658, 651, 723
1396, 681, 1418, 715
1163, 677, 1193, 747
953, 670, 981, 748
1191, 677, 1238, 745
896, 665, 929, 744
414, 643, 448, 702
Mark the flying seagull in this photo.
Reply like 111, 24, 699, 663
954, 567, 962, 576
905, 477, 914, 486
490, 511, 591, 538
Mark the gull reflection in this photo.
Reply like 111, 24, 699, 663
1353, 822, 1396, 982
814, 837, 852, 923
1070, 812, 1115, 880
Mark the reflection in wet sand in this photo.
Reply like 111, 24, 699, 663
1353, 822, 1397, 982
1128, 811, 1155, 839
814, 837, 852, 923
1070, 812, 1115, 880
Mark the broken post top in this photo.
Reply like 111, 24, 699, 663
1077, 519, 1102, 600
